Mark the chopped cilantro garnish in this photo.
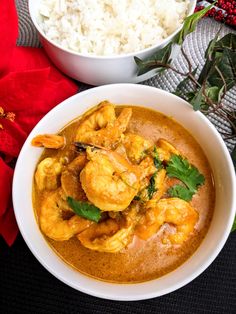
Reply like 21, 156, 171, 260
166, 155, 205, 200
166, 155, 205, 192
168, 184, 194, 201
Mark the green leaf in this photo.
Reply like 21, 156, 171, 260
217, 85, 225, 103
232, 217, 236, 232
199, 33, 236, 90
174, 3, 216, 45
67, 197, 101, 223
190, 87, 205, 111
153, 146, 162, 170
176, 67, 198, 93
147, 172, 157, 199
185, 91, 196, 102
207, 48, 236, 90
168, 184, 194, 201
206, 86, 220, 103
198, 59, 215, 87
204, 28, 221, 59
213, 33, 236, 51
166, 155, 205, 194
134, 42, 172, 76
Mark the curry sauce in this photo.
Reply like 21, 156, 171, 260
32, 105, 215, 283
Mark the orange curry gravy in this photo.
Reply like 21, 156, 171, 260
32, 106, 215, 283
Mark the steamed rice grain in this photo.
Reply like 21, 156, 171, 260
38, 0, 190, 56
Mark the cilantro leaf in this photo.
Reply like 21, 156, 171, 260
67, 197, 101, 223
166, 155, 205, 194
153, 146, 162, 170
168, 184, 194, 201
147, 172, 157, 199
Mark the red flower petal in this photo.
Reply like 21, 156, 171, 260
10, 47, 69, 82
0, 0, 18, 75
0, 119, 27, 157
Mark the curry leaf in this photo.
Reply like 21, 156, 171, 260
166, 155, 205, 194
173, 3, 216, 45
168, 184, 194, 201
67, 197, 101, 223
134, 42, 172, 76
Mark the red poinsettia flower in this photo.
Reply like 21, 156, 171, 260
0, 0, 78, 246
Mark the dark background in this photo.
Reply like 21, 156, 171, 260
0, 232, 235, 314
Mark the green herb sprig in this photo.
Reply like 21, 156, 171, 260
167, 184, 194, 201
166, 155, 205, 201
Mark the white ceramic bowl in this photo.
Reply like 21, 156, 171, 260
13, 84, 236, 301
29, 0, 196, 85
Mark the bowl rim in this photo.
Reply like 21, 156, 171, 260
12, 84, 236, 301
28, 0, 197, 59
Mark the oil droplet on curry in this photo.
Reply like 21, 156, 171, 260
32, 101, 215, 283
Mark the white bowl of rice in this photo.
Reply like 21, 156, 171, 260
29, 0, 196, 85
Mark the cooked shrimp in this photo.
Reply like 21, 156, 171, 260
40, 189, 92, 241
75, 101, 132, 148
136, 168, 166, 202
156, 139, 180, 162
31, 134, 65, 149
35, 157, 62, 191
78, 205, 139, 253
135, 198, 198, 244
123, 133, 153, 163
61, 155, 87, 201
139, 156, 157, 180
80, 148, 140, 211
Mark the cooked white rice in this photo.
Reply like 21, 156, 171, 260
38, 0, 190, 56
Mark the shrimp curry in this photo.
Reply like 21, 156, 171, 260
32, 101, 215, 283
